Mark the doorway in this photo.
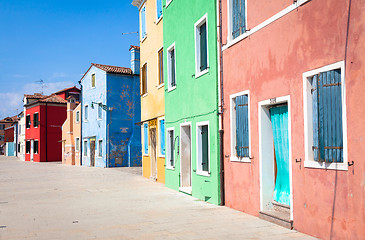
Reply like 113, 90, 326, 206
30, 140, 34, 162
259, 96, 293, 223
180, 123, 192, 194
90, 139, 95, 167
150, 127, 157, 180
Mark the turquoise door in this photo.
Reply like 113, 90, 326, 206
270, 105, 290, 206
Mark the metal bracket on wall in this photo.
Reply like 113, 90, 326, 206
348, 161, 354, 166
295, 158, 302, 163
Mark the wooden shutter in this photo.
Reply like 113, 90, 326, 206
169, 130, 174, 166
313, 70, 343, 163
160, 120, 165, 155
158, 49, 164, 84
201, 125, 209, 172
144, 124, 148, 154
235, 95, 249, 157
232, 0, 246, 38
157, 0, 162, 19
200, 22, 208, 71
171, 49, 176, 87
141, 7, 146, 38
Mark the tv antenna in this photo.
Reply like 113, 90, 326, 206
35, 79, 45, 94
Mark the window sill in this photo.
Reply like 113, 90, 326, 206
304, 160, 348, 171
143, 153, 149, 157
195, 69, 209, 79
158, 154, 165, 158
97, 118, 102, 121
166, 0, 172, 8
91, 87, 96, 90
167, 86, 176, 92
230, 156, 251, 163
141, 93, 148, 98
196, 170, 210, 177
156, 16, 163, 25
157, 84, 164, 89
166, 166, 175, 170
141, 35, 147, 43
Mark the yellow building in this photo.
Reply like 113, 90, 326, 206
132, 0, 165, 183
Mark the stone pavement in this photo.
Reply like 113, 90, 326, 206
0, 157, 317, 240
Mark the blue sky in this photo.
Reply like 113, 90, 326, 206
0, 0, 139, 119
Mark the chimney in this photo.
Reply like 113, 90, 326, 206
129, 45, 140, 75
67, 97, 76, 133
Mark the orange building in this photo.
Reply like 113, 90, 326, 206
61, 96, 81, 165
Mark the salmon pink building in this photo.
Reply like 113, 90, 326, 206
220, 0, 364, 239
24, 87, 80, 162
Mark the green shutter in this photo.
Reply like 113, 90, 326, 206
201, 125, 209, 172
200, 22, 208, 71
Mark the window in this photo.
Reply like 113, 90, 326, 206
34, 140, 39, 154
0, 135, 4, 141
33, 113, 39, 128
166, 128, 175, 168
230, 91, 250, 162
195, 15, 208, 76
91, 73, 96, 88
167, 43, 176, 90
83, 140, 88, 157
303, 61, 347, 170
76, 111, 80, 123
84, 105, 89, 122
159, 118, 165, 156
98, 140, 102, 157
26, 141, 30, 154
0, 124, 4, 130
141, 63, 147, 95
158, 48, 164, 85
143, 123, 148, 155
97, 103, 102, 120
18, 143, 20, 153
156, 0, 163, 20
230, 0, 246, 39
197, 122, 209, 175
141, 5, 147, 39
26, 115, 31, 129
75, 138, 80, 152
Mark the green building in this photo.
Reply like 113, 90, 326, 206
163, 0, 221, 205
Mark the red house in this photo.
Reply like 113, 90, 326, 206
24, 87, 80, 162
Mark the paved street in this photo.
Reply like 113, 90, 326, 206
0, 157, 316, 240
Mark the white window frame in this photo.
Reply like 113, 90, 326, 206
230, 90, 251, 162
156, 0, 163, 24
303, 60, 348, 171
167, 43, 176, 92
97, 102, 103, 120
158, 117, 165, 157
75, 137, 80, 152
143, 122, 149, 156
75, 111, 80, 123
227, 0, 248, 43
33, 112, 39, 128
34, 140, 39, 154
84, 105, 89, 122
157, 46, 165, 89
98, 139, 103, 158
166, 127, 175, 170
166, 0, 173, 8
194, 13, 209, 78
196, 121, 210, 176
91, 73, 96, 89
140, 3, 147, 42
83, 139, 88, 157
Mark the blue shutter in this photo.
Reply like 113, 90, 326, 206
160, 119, 165, 155
141, 7, 146, 39
240, 0, 246, 34
312, 74, 319, 161
235, 95, 249, 157
200, 22, 208, 71
157, 0, 162, 19
144, 123, 148, 154
314, 70, 343, 163
232, 0, 245, 38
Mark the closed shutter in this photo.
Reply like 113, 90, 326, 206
157, 0, 162, 19
232, 0, 246, 38
235, 95, 249, 157
200, 22, 208, 71
169, 130, 174, 166
201, 125, 209, 172
141, 7, 146, 38
313, 69, 343, 163
144, 124, 148, 154
160, 120, 165, 155
171, 50, 176, 87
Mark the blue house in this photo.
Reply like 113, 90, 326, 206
80, 46, 141, 167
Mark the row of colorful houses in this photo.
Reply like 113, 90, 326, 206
129, 0, 364, 239
4, 0, 363, 239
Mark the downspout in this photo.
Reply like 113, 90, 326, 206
45, 103, 48, 162
218, 0, 225, 206
79, 80, 83, 166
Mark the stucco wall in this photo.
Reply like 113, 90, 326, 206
221, 0, 365, 239
163, 0, 221, 205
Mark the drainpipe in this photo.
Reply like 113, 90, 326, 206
218, 0, 225, 206
78, 80, 83, 166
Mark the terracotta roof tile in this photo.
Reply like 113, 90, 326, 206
129, 45, 140, 50
54, 86, 80, 94
91, 63, 133, 75
38, 94, 67, 104
24, 93, 45, 99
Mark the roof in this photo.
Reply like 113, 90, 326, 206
24, 93, 45, 99
129, 45, 140, 50
131, 0, 145, 8
54, 86, 80, 94
91, 63, 133, 75
38, 94, 67, 104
